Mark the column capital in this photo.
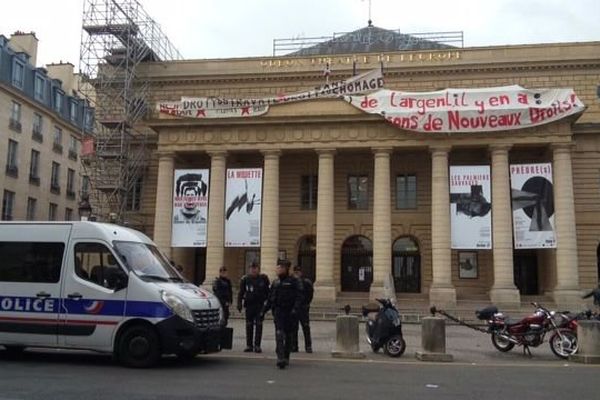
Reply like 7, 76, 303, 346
372, 146, 394, 155
316, 148, 337, 156
488, 144, 513, 154
261, 149, 281, 158
207, 150, 227, 158
551, 142, 575, 153
157, 151, 176, 160
429, 144, 452, 155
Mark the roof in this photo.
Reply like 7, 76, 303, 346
289, 25, 456, 56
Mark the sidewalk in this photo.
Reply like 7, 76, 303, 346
220, 318, 581, 366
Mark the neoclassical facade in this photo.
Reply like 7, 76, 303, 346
133, 37, 600, 308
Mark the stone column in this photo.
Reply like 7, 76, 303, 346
489, 145, 521, 307
260, 150, 280, 278
153, 152, 175, 258
552, 143, 581, 306
370, 147, 392, 300
314, 149, 337, 302
205, 151, 227, 288
429, 146, 456, 307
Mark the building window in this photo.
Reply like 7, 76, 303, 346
396, 174, 417, 209
69, 135, 78, 160
34, 75, 45, 101
2, 191, 15, 221
6, 139, 19, 177
67, 168, 76, 198
300, 175, 318, 210
32, 113, 43, 141
347, 175, 369, 210
54, 89, 64, 113
9, 101, 22, 132
26, 197, 37, 220
84, 108, 94, 131
12, 60, 24, 88
65, 208, 73, 221
69, 100, 78, 122
126, 176, 143, 211
48, 203, 58, 221
51, 162, 60, 194
81, 175, 90, 197
53, 127, 63, 153
29, 149, 40, 185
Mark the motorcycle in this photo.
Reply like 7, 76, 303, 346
361, 298, 406, 357
476, 302, 578, 359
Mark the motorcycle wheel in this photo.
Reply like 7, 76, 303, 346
383, 335, 406, 358
491, 332, 515, 352
549, 329, 578, 359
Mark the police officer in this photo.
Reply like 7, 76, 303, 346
262, 259, 303, 369
212, 266, 233, 326
237, 262, 270, 353
291, 265, 313, 353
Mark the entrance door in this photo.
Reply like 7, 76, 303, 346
392, 237, 421, 293
194, 248, 206, 286
297, 235, 316, 283
341, 236, 373, 292
513, 251, 539, 295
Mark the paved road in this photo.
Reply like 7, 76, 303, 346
0, 350, 598, 400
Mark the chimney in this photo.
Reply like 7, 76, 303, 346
47, 62, 76, 95
8, 31, 38, 66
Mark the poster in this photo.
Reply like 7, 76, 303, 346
225, 168, 262, 247
510, 163, 556, 249
157, 69, 384, 119
344, 85, 584, 133
449, 166, 492, 249
171, 169, 209, 247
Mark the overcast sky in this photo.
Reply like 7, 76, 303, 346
1, 0, 599, 69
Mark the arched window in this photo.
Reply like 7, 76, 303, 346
297, 235, 316, 283
392, 236, 420, 293
341, 235, 373, 292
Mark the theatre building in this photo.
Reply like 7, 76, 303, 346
135, 27, 600, 307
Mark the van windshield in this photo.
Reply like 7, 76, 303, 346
113, 241, 182, 282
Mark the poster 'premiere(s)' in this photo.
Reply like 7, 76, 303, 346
449, 165, 492, 249
510, 163, 556, 249
225, 168, 263, 247
172, 169, 210, 247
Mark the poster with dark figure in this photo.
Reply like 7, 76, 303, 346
510, 163, 556, 249
172, 169, 209, 247
449, 166, 492, 249
225, 168, 262, 247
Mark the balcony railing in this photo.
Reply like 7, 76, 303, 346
53, 142, 63, 154
9, 118, 22, 133
32, 128, 43, 143
68, 149, 78, 161
29, 175, 40, 185
50, 184, 61, 194
5, 165, 18, 178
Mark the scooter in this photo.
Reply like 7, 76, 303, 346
361, 298, 406, 357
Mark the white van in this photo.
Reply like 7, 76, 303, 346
0, 222, 232, 367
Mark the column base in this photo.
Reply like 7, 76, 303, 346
551, 289, 583, 308
429, 287, 456, 308
489, 287, 521, 308
313, 283, 337, 303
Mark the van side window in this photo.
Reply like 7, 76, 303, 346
0, 242, 64, 283
74, 243, 127, 290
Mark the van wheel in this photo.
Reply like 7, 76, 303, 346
4, 346, 25, 356
117, 325, 160, 368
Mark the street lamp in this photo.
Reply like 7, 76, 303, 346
78, 195, 93, 221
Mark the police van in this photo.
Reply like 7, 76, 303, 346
0, 222, 232, 367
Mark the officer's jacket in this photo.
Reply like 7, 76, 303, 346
263, 274, 303, 315
237, 274, 270, 308
212, 276, 233, 304
300, 278, 314, 307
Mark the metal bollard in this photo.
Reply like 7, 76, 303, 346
570, 320, 600, 364
415, 316, 453, 362
331, 314, 366, 359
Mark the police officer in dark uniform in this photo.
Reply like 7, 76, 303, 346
212, 266, 233, 326
291, 265, 313, 353
262, 259, 303, 369
237, 262, 270, 353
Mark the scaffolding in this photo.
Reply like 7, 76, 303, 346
79, 0, 182, 225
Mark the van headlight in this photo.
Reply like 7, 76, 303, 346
161, 290, 194, 324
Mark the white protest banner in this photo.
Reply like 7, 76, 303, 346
172, 169, 210, 247
510, 163, 556, 249
449, 166, 492, 249
224, 168, 263, 247
344, 85, 584, 133
157, 69, 384, 119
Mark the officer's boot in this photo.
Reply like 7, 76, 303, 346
254, 320, 263, 353
244, 321, 254, 352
